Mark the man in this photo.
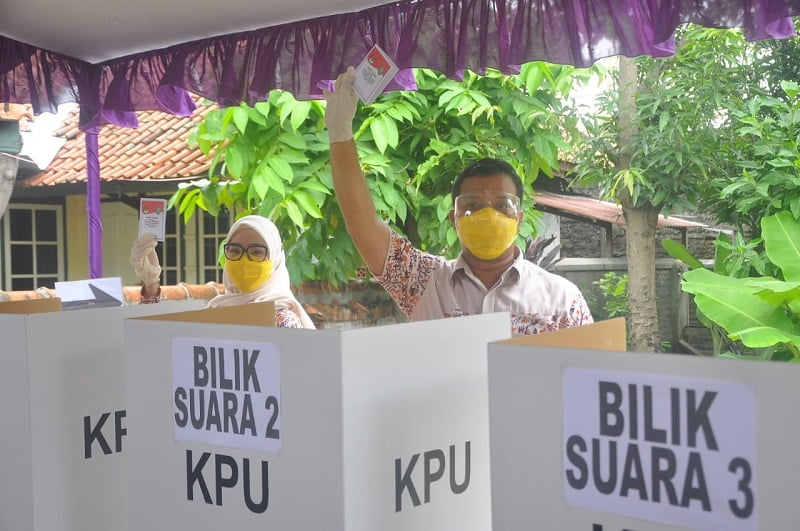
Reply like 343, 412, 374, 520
324, 68, 592, 334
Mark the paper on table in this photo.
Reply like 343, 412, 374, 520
55, 277, 124, 310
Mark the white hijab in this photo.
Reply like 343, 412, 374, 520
207, 215, 316, 329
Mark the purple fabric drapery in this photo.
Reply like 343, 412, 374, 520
3, 0, 800, 130
2, 0, 800, 278
84, 131, 103, 278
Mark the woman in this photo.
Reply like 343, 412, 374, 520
130, 215, 315, 329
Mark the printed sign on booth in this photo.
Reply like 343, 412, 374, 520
172, 337, 282, 453
562, 369, 756, 531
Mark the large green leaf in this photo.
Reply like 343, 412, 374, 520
289, 101, 312, 131
747, 277, 800, 294
712, 232, 732, 275
291, 190, 323, 219
662, 238, 705, 270
225, 145, 245, 178
233, 107, 249, 134
250, 168, 270, 201
683, 268, 800, 348
283, 198, 305, 227
762, 211, 800, 281
267, 157, 294, 183
369, 118, 389, 154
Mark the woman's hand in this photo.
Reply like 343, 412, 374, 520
130, 233, 162, 288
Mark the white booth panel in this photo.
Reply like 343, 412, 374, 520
124, 311, 511, 531
489, 343, 800, 531
0, 300, 206, 531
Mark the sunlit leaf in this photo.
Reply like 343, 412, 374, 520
370, 118, 389, 153
290, 100, 312, 131
763, 211, 800, 281
225, 146, 244, 178
283, 198, 305, 227
291, 190, 323, 219
233, 106, 249, 134
267, 157, 294, 182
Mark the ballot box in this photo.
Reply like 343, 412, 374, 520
488, 318, 800, 531
123, 305, 511, 531
0, 299, 207, 531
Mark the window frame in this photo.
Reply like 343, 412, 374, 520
2, 202, 65, 291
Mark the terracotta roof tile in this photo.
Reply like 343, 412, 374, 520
20, 95, 217, 188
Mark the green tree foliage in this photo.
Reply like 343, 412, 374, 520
589, 272, 629, 321
707, 81, 800, 234
171, 65, 584, 285
751, 18, 800, 102
567, 25, 768, 351
573, 26, 759, 216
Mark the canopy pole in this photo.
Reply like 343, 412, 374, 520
85, 131, 102, 278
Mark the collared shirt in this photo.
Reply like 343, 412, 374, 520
375, 230, 593, 335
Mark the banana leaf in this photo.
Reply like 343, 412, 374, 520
763, 211, 800, 282
683, 268, 800, 348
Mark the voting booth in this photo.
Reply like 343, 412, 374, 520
0, 298, 207, 531
488, 318, 800, 531
123, 305, 510, 531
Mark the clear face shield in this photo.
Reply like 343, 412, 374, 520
454, 191, 521, 219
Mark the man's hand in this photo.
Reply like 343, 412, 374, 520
129, 233, 162, 284
323, 67, 359, 144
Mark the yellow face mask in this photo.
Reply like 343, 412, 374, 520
456, 208, 519, 260
225, 259, 273, 293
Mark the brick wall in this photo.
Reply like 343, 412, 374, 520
295, 280, 407, 330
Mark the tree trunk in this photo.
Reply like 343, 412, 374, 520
617, 56, 661, 352
0, 154, 18, 219
621, 199, 661, 352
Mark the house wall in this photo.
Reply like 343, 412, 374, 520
64, 192, 232, 287
64, 195, 88, 280
65, 195, 141, 284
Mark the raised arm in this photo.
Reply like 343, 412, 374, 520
324, 68, 390, 275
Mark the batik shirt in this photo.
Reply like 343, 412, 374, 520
275, 307, 302, 328
375, 230, 593, 335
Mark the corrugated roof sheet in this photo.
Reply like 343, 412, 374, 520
534, 191, 706, 229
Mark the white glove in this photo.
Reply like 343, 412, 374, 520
130, 233, 162, 284
323, 67, 359, 144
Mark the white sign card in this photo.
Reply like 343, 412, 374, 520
352, 44, 399, 105
562, 368, 757, 531
138, 197, 167, 240
172, 337, 282, 453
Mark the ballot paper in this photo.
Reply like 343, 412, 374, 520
138, 198, 167, 241
352, 44, 399, 105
